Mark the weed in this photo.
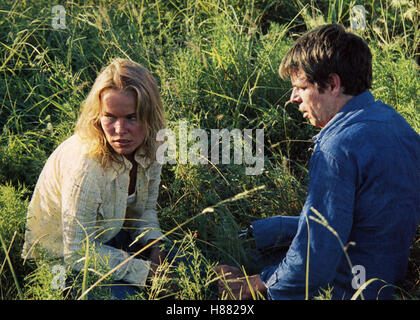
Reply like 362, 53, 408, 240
0, 0, 418, 300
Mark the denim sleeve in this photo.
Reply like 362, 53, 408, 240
252, 216, 300, 250
260, 149, 356, 299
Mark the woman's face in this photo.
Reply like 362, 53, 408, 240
100, 89, 145, 160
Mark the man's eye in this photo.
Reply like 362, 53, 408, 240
128, 115, 137, 121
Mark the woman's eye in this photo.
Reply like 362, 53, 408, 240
101, 115, 115, 123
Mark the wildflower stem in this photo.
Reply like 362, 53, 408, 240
0, 231, 24, 300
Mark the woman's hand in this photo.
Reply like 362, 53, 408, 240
146, 240, 166, 280
149, 245, 166, 265
214, 265, 267, 300
146, 249, 162, 284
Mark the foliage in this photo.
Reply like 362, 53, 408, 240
0, 0, 418, 300
0, 183, 30, 299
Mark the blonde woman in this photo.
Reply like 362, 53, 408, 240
22, 59, 167, 299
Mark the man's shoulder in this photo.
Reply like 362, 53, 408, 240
327, 99, 415, 142
320, 120, 377, 152
317, 102, 420, 168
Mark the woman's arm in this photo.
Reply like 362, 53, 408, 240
61, 161, 152, 286
130, 162, 165, 247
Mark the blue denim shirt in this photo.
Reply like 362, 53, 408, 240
253, 91, 420, 300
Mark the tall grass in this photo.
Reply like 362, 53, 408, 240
0, 0, 418, 300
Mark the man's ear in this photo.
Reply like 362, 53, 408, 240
328, 73, 343, 96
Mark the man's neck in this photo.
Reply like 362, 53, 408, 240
337, 94, 355, 111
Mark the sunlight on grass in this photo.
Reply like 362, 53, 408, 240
0, 0, 418, 300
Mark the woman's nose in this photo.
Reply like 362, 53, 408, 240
114, 118, 128, 134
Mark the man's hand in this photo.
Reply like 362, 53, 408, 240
214, 265, 267, 300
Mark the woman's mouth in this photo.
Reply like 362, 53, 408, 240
113, 139, 131, 145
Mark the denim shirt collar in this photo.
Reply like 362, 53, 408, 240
312, 90, 375, 144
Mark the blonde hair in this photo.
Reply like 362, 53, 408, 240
75, 58, 166, 168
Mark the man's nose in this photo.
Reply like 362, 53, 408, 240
290, 88, 301, 105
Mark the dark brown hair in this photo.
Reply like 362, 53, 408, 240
279, 24, 372, 96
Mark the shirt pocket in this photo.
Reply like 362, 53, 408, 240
136, 171, 148, 209
144, 162, 161, 181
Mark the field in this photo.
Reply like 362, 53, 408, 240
0, 0, 419, 300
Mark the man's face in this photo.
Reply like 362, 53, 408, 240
290, 70, 337, 128
100, 89, 146, 159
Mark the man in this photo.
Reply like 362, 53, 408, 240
215, 24, 420, 300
